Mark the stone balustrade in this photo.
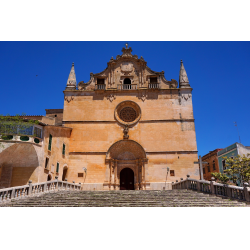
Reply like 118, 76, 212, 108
117, 84, 137, 90
95, 84, 106, 90
0, 179, 81, 204
148, 83, 159, 89
172, 176, 250, 202
0, 134, 43, 146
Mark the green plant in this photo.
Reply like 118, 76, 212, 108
0, 113, 39, 149
223, 154, 250, 186
211, 172, 230, 184
212, 154, 250, 187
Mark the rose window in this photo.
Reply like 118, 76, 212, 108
119, 107, 137, 122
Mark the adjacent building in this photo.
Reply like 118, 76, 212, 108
217, 143, 250, 174
202, 148, 223, 181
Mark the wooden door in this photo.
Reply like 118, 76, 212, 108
120, 168, 134, 190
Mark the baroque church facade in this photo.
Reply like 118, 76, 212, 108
0, 45, 199, 190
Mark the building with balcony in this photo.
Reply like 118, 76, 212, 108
0, 44, 199, 190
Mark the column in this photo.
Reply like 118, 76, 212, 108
109, 160, 112, 190
135, 160, 138, 190
141, 161, 145, 190
199, 155, 204, 180
114, 160, 117, 190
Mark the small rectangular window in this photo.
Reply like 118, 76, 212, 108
203, 168, 206, 174
207, 164, 210, 173
48, 134, 52, 151
45, 157, 49, 169
213, 160, 216, 171
78, 173, 84, 177
62, 143, 65, 155
56, 162, 59, 173
170, 170, 175, 176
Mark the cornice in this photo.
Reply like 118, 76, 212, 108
62, 119, 195, 124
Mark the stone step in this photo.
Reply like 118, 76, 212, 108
1, 190, 248, 207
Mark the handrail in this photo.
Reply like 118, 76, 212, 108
117, 84, 137, 90
148, 83, 159, 89
95, 84, 106, 90
0, 179, 81, 204
172, 176, 250, 202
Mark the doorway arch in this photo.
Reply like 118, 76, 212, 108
47, 174, 52, 181
106, 140, 147, 190
120, 168, 134, 190
62, 166, 68, 181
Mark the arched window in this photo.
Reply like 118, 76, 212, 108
123, 78, 131, 89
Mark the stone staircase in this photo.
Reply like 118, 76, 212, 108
1, 189, 249, 207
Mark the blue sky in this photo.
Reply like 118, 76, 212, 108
0, 41, 249, 156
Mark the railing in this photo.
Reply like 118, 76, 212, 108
95, 84, 106, 90
0, 134, 43, 146
172, 175, 250, 202
117, 84, 137, 90
148, 83, 159, 89
0, 178, 81, 204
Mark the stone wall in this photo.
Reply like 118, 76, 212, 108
0, 142, 43, 188
62, 88, 199, 189
41, 126, 72, 182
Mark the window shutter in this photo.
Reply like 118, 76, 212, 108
62, 144, 65, 155
56, 162, 59, 173
48, 134, 52, 151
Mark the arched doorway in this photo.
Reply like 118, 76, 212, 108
106, 140, 147, 190
62, 166, 68, 181
120, 168, 134, 190
47, 174, 52, 181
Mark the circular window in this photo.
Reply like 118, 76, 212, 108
115, 101, 141, 126
119, 107, 137, 122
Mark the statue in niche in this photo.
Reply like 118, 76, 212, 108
123, 125, 129, 139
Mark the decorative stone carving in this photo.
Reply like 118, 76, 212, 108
123, 125, 129, 140
64, 96, 74, 103
107, 94, 116, 102
120, 107, 137, 123
181, 94, 191, 101
106, 140, 147, 160
78, 73, 94, 90
66, 63, 77, 90
138, 93, 147, 102
114, 101, 141, 126
78, 81, 86, 90
121, 62, 133, 73
179, 60, 190, 88
169, 79, 178, 88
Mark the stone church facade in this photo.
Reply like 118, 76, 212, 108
0, 45, 199, 190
